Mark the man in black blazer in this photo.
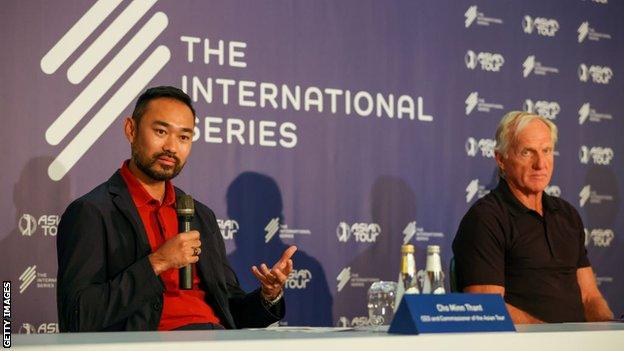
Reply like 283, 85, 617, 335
56, 86, 296, 332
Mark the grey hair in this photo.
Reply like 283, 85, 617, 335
495, 111, 558, 157
494, 111, 558, 177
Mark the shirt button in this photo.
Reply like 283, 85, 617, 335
153, 302, 162, 310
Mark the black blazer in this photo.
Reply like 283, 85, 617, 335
56, 171, 284, 332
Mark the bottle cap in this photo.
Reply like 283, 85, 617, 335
427, 245, 440, 254
401, 244, 415, 254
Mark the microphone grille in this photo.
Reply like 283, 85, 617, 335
176, 194, 195, 216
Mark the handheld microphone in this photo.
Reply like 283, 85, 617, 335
176, 194, 194, 290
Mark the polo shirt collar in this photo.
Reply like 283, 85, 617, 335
496, 178, 559, 216
120, 160, 176, 207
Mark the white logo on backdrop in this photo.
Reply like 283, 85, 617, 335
18, 214, 38, 236
338, 316, 374, 327
336, 222, 351, 242
336, 222, 381, 243
595, 276, 613, 287
579, 145, 614, 165
577, 22, 612, 43
466, 179, 489, 203
403, 221, 444, 244
264, 218, 311, 243
336, 267, 379, 292
523, 15, 560, 37
217, 219, 239, 240
18, 214, 59, 237
465, 137, 495, 158
19, 265, 37, 294
465, 92, 504, 115
265, 217, 280, 243
579, 185, 614, 207
464, 5, 503, 28
18, 265, 56, 294
523, 99, 560, 120
403, 221, 417, 244
545, 185, 561, 197
578, 64, 613, 84
465, 50, 504, 72
40, 0, 171, 181
18, 323, 59, 334
578, 103, 613, 125
585, 228, 615, 248
522, 55, 559, 77
285, 269, 312, 289
18, 323, 37, 335
336, 267, 351, 292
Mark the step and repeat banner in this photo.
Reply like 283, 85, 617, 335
1, 0, 622, 333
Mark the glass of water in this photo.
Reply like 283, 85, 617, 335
367, 281, 398, 326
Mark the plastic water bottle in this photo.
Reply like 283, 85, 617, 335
422, 245, 445, 294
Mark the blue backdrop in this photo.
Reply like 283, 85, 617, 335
0, 0, 621, 332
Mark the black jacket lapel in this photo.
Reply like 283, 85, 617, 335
108, 171, 151, 257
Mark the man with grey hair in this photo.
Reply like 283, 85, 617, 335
453, 111, 613, 324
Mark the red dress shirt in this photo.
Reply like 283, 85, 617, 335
120, 161, 220, 330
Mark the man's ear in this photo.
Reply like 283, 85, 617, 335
495, 151, 505, 175
124, 117, 136, 144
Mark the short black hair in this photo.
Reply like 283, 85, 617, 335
131, 86, 195, 125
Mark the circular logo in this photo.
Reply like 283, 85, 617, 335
579, 145, 589, 164
19, 323, 37, 334
464, 50, 477, 69
523, 99, 534, 113
578, 64, 589, 82
18, 214, 37, 236
336, 222, 351, 242
522, 15, 533, 33
465, 137, 477, 157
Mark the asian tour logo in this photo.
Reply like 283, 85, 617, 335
40, 0, 170, 181
577, 22, 612, 43
578, 63, 613, 84
285, 269, 312, 289
578, 103, 612, 125
545, 185, 561, 198
18, 322, 59, 334
338, 316, 374, 327
465, 50, 504, 72
18, 214, 59, 237
579, 185, 613, 207
579, 145, 614, 165
465, 137, 495, 158
217, 218, 239, 240
464, 5, 503, 28
465, 92, 504, 115
584, 228, 615, 248
466, 179, 489, 203
523, 99, 560, 120
522, 55, 559, 78
522, 15, 560, 37
336, 222, 381, 243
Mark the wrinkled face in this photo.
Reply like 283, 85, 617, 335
125, 98, 194, 181
496, 119, 554, 196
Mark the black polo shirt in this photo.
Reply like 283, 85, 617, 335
452, 179, 590, 323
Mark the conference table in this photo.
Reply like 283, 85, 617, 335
13, 322, 624, 350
